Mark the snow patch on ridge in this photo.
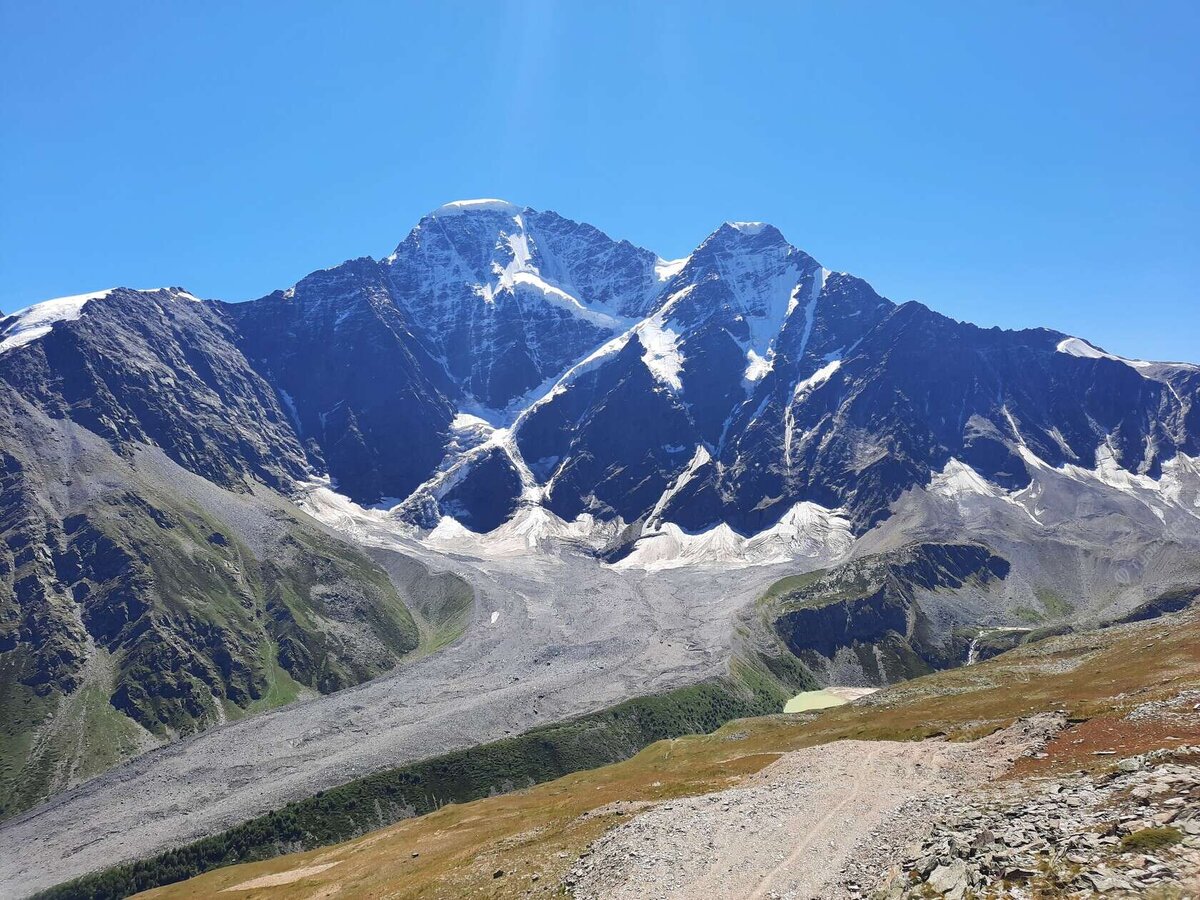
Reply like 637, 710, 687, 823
727, 221, 768, 235
0, 290, 115, 354
1056, 337, 1196, 372
507, 272, 627, 328
429, 199, 520, 217
654, 257, 688, 282
0, 287, 201, 355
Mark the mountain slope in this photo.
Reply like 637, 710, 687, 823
96, 602, 1200, 900
0, 198, 1198, 857
0, 290, 445, 818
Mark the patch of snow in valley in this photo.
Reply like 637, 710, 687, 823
743, 348, 774, 383
424, 506, 624, 557
617, 501, 853, 571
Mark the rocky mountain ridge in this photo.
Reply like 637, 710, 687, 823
5, 201, 1197, 553
2, 198, 1199, 840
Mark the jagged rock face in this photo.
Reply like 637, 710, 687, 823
231, 259, 457, 504
10, 205, 1173, 545
384, 202, 668, 411
0, 288, 310, 492
3, 205, 1196, 544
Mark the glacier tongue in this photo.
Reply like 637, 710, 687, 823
616, 502, 853, 571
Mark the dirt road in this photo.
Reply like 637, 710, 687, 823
570, 717, 1062, 899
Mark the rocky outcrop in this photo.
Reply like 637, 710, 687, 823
766, 543, 1010, 684
890, 744, 1200, 898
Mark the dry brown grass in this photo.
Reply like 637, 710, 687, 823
142, 611, 1200, 900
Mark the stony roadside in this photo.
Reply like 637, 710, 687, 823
883, 746, 1200, 898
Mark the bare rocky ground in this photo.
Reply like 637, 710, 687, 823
0, 536, 792, 899
567, 715, 1065, 899
884, 745, 1200, 898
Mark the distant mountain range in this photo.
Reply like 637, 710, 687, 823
2, 199, 1199, 824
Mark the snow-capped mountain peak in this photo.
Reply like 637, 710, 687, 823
9, 202, 1194, 574
382, 203, 673, 410
426, 198, 522, 218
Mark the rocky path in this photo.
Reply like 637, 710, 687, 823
568, 717, 1062, 900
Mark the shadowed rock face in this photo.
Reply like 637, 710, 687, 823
228, 259, 457, 505
1, 288, 310, 491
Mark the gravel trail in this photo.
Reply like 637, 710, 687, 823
569, 717, 1063, 900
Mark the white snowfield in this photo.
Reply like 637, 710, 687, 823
616, 502, 854, 571
306, 483, 855, 571
929, 450, 1200, 528
637, 316, 685, 391
0, 290, 115, 354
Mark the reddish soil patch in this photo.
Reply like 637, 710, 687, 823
1009, 713, 1200, 778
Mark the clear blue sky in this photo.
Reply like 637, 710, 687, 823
2, 1, 1197, 361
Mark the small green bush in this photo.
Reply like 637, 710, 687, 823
1120, 826, 1182, 853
